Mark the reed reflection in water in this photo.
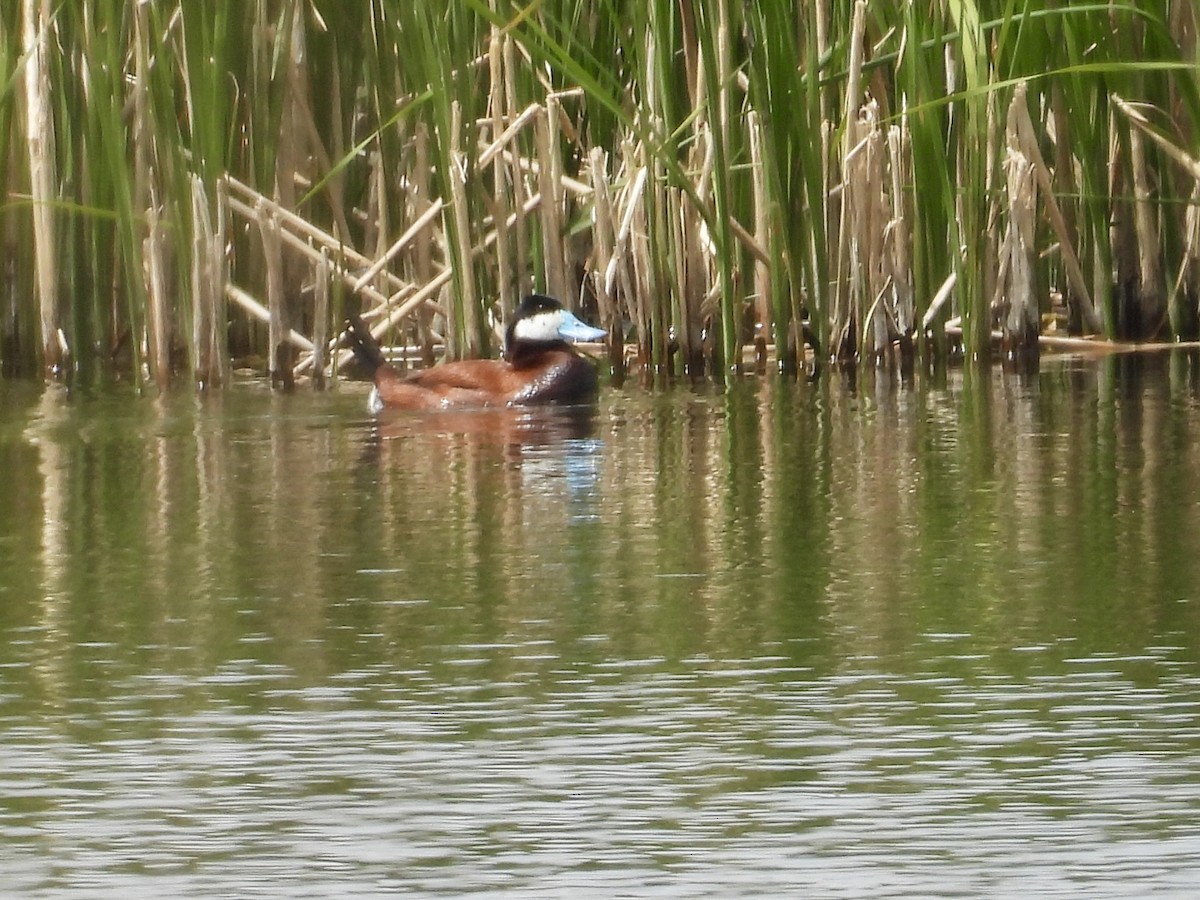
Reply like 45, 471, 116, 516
1, 354, 1200, 896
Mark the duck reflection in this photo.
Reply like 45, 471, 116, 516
354, 403, 603, 505
351, 403, 604, 591
370, 403, 598, 446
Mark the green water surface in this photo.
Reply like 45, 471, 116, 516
2, 355, 1199, 897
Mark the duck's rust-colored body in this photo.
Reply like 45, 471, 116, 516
345, 295, 606, 412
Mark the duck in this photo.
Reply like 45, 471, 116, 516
344, 294, 607, 412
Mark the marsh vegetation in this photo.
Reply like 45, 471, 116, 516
2, 1, 1198, 384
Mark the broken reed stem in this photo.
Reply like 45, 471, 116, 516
478, 101, 541, 168
1000, 144, 1038, 355
225, 175, 409, 297
353, 198, 445, 293
225, 283, 314, 351
493, 146, 593, 198
227, 190, 401, 321
1112, 93, 1200, 181
1010, 83, 1103, 334
300, 190, 546, 379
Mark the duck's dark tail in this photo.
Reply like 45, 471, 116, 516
343, 315, 387, 377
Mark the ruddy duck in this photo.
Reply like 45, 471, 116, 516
345, 294, 607, 412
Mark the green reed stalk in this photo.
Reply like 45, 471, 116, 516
951, 0, 991, 365
393, 4, 488, 359
3, 0, 1200, 383
78, 2, 148, 376
891, 4, 956, 364
692, 0, 739, 373
0, 12, 20, 370
22, 0, 61, 374
743, 0, 829, 371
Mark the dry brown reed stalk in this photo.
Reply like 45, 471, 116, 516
1112, 92, 1200, 336
666, 185, 688, 367
225, 283, 314, 354
189, 175, 228, 387
502, 34, 533, 300
997, 119, 1038, 360
412, 123, 439, 367
887, 120, 914, 355
587, 147, 625, 374
621, 141, 654, 370
1113, 94, 1200, 181
145, 195, 171, 389
1176, 184, 1200, 326
311, 248, 330, 387
832, 0, 868, 363
487, 24, 514, 320
1010, 84, 1102, 335
317, 189, 548, 378
604, 150, 646, 362
1048, 84, 1080, 324
354, 199, 445, 295
364, 151, 389, 298
22, 0, 60, 375
224, 176, 406, 304
449, 100, 482, 359
860, 104, 893, 362
668, 184, 705, 374
748, 108, 771, 368
134, 1, 171, 387
840, 101, 893, 364
537, 96, 570, 305
258, 204, 290, 386
1129, 125, 1167, 337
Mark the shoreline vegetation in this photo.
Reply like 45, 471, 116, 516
1, 2, 1198, 387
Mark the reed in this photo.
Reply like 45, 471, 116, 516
1, 1, 1198, 384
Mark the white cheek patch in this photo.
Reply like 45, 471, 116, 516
512, 310, 566, 343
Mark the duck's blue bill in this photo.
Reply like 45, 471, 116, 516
557, 312, 607, 342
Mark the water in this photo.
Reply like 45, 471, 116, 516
2, 355, 1200, 897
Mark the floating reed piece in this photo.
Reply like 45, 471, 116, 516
1, 3, 1199, 382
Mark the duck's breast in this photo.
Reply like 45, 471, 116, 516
508, 352, 599, 405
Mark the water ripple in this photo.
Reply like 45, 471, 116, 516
3, 647, 1200, 897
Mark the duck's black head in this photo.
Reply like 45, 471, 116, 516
503, 294, 606, 361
